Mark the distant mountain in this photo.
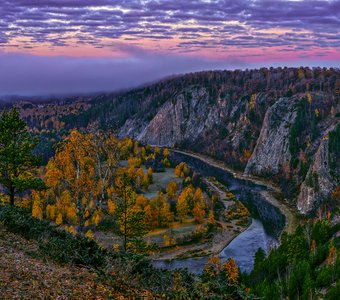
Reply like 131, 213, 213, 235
14, 67, 340, 215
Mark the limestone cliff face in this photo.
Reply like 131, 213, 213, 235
118, 88, 269, 164
118, 87, 234, 147
244, 97, 298, 176
136, 88, 221, 146
118, 118, 147, 140
297, 127, 337, 214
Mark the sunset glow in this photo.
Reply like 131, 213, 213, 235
1, 0, 339, 95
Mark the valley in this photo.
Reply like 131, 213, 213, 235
0, 67, 338, 299
9, 67, 338, 217
2, 0, 339, 297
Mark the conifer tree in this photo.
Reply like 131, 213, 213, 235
0, 107, 45, 205
114, 173, 148, 251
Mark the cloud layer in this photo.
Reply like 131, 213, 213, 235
1, 0, 339, 55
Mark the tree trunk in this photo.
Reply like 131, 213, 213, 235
9, 187, 15, 206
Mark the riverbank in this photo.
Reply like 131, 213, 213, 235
152, 176, 251, 260
170, 149, 299, 234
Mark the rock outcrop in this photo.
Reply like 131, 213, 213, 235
244, 97, 298, 176
297, 126, 338, 214
136, 88, 221, 146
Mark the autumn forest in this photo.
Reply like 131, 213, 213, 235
0, 84, 339, 299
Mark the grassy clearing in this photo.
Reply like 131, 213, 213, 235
146, 220, 197, 245
143, 167, 182, 199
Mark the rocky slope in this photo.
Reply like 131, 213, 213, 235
297, 124, 339, 214
244, 96, 299, 175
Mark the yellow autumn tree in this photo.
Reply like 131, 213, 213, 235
32, 191, 43, 220
56, 213, 63, 225
144, 204, 153, 227
223, 258, 239, 285
193, 188, 205, 223
133, 140, 139, 156
163, 148, 170, 158
327, 243, 337, 266
194, 188, 204, 205
177, 189, 190, 223
154, 146, 160, 154
249, 93, 256, 109
128, 157, 142, 168
135, 167, 145, 189
175, 162, 189, 178
167, 181, 178, 200
182, 186, 194, 211
85, 229, 94, 239
135, 194, 148, 211
204, 256, 239, 286
46, 204, 56, 221
160, 196, 174, 227
208, 210, 216, 225
43, 130, 119, 232
147, 167, 153, 184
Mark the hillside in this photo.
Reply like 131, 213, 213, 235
0, 225, 125, 299
32, 67, 339, 215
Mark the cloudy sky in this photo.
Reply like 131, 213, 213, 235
0, 0, 339, 96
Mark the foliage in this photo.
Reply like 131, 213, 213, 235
328, 124, 340, 179
37, 129, 120, 232
113, 172, 149, 251
175, 162, 189, 178
224, 201, 250, 221
0, 107, 45, 206
0, 205, 105, 268
197, 256, 254, 299
3, 203, 338, 299
244, 219, 339, 299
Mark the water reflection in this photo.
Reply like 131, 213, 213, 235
153, 218, 277, 274
219, 218, 277, 273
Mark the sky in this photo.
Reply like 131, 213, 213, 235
0, 0, 339, 96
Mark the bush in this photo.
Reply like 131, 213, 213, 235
326, 282, 340, 300
0, 204, 105, 268
316, 267, 333, 287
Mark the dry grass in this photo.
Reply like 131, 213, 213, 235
0, 225, 126, 300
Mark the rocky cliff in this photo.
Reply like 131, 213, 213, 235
297, 125, 339, 214
244, 96, 299, 176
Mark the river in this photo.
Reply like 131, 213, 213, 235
152, 150, 286, 274
153, 218, 277, 274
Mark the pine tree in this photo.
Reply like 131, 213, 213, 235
0, 107, 45, 205
114, 173, 148, 251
